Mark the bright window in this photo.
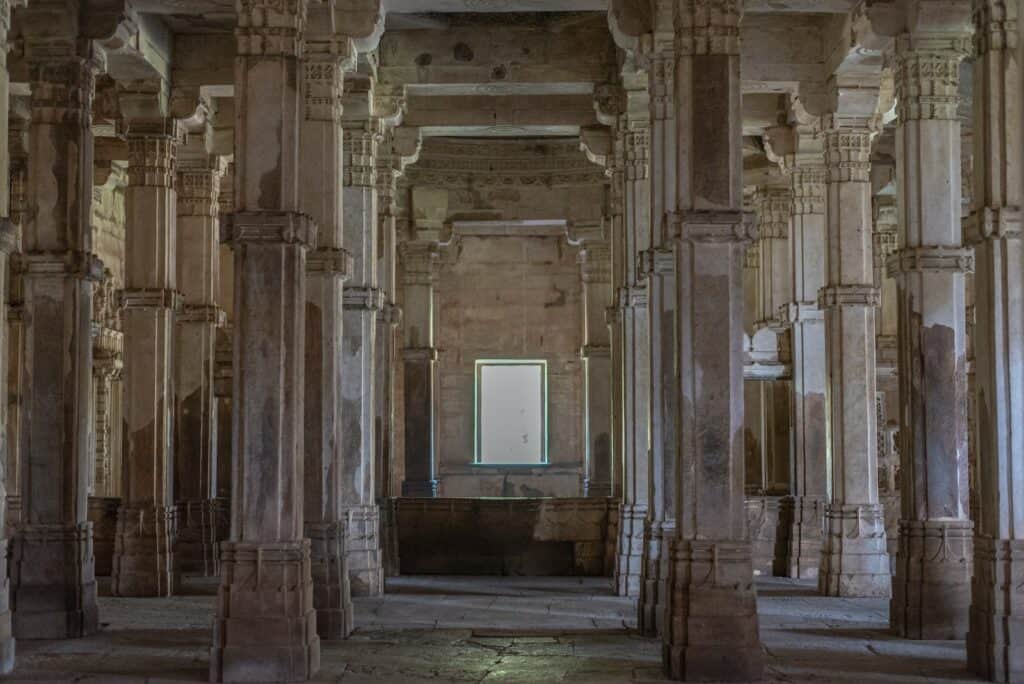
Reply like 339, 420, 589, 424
474, 360, 548, 465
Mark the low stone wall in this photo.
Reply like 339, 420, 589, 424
395, 497, 618, 577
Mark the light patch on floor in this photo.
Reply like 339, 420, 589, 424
3, 576, 983, 683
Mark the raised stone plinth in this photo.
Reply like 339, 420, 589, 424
305, 521, 353, 640
210, 541, 320, 683
0, 542, 14, 672
177, 499, 220, 577
967, 537, 1024, 683
10, 523, 98, 639
664, 540, 764, 682
88, 497, 120, 577
777, 495, 824, 580
892, 519, 973, 640
639, 517, 674, 637
746, 496, 782, 577
819, 504, 891, 598
111, 505, 177, 597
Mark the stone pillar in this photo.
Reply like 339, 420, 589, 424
616, 121, 651, 599
574, 230, 613, 499
777, 130, 829, 580
209, 0, 320, 680
889, 20, 974, 640
341, 110, 384, 596
638, 45, 677, 639
301, 34, 355, 637
817, 98, 892, 598
110, 118, 182, 598
13, 33, 101, 640
92, 277, 123, 500
665, 2, 763, 680
966, 0, 1024, 679
174, 150, 227, 579
400, 239, 440, 498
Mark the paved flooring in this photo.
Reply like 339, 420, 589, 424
3, 575, 984, 683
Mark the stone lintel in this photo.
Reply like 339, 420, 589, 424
886, 245, 975, 277
223, 211, 318, 248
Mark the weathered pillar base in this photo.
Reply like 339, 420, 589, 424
967, 537, 1024, 683
616, 503, 646, 598
177, 499, 220, 577
778, 495, 824, 580
891, 519, 973, 640
344, 504, 383, 596
664, 539, 763, 682
305, 521, 353, 641
746, 497, 781, 577
0, 544, 14, 673
210, 541, 320, 683
639, 518, 674, 637
380, 497, 401, 577
111, 505, 178, 597
818, 504, 891, 598
10, 523, 99, 639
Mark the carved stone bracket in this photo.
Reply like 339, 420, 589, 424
966, 206, 1022, 243
886, 246, 975, 277
638, 247, 674, 277
669, 210, 758, 244
120, 287, 183, 311
343, 286, 385, 312
818, 285, 882, 309
21, 251, 104, 281
224, 211, 318, 247
307, 246, 353, 279
178, 304, 226, 326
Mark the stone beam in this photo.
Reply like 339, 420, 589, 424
404, 93, 599, 128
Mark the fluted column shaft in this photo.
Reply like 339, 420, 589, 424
13, 35, 101, 640
966, 1, 1024, 680
780, 155, 829, 580
111, 122, 181, 598
210, 1, 320, 680
817, 116, 892, 598
301, 41, 354, 637
890, 25, 975, 640
664, 3, 763, 680
174, 154, 226, 579
638, 46, 677, 639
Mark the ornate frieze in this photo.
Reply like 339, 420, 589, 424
893, 35, 970, 122
236, 0, 307, 57
822, 124, 874, 183
127, 125, 181, 188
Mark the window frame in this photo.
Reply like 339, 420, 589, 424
473, 358, 550, 467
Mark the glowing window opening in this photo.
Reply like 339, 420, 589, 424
474, 359, 549, 466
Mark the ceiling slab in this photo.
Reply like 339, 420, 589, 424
387, 0, 605, 11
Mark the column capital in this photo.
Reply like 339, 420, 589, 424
27, 53, 102, 127
177, 156, 228, 218
307, 246, 352, 278
668, 210, 758, 244
223, 211, 318, 247
378, 302, 403, 326
399, 241, 440, 286
303, 53, 350, 122
822, 124, 876, 183
343, 119, 383, 188
893, 33, 971, 122
237, 0, 309, 57
675, 0, 742, 56
754, 186, 792, 240
126, 121, 184, 188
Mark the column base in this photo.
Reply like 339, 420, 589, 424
177, 499, 220, 577
967, 537, 1024, 683
818, 504, 891, 598
344, 504, 383, 596
663, 539, 764, 682
305, 521, 353, 640
584, 480, 613, 498
210, 541, 320, 683
401, 479, 438, 498
380, 497, 401, 578
111, 505, 178, 597
891, 519, 973, 640
10, 523, 99, 639
639, 518, 674, 637
0, 541, 15, 674
778, 495, 825, 579
616, 503, 646, 598
745, 496, 781, 577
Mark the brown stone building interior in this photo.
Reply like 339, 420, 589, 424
0, 0, 1019, 682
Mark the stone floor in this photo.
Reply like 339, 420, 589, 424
3, 575, 984, 683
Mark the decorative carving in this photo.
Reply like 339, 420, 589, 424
676, 0, 742, 56
893, 36, 970, 122
755, 187, 791, 240
236, 0, 307, 57
177, 157, 227, 217
303, 58, 344, 122
669, 210, 757, 244
226, 211, 317, 247
823, 126, 874, 183
818, 285, 882, 309
638, 247, 674, 277
790, 166, 827, 216
647, 50, 676, 123
127, 130, 179, 188
966, 206, 1022, 242
887, 246, 976, 276
973, 0, 1017, 56
344, 123, 381, 188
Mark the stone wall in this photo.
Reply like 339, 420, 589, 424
396, 497, 617, 576
436, 235, 584, 497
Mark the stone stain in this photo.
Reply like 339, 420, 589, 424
414, 53, 433, 67
453, 43, 474, 62
544, 284, 566, 308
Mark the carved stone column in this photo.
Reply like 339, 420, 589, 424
817, 102, 892, 598
638, 44, 677, 639
776, 130, 829, 580
13, 28, 101, 639
210, 1, 320, 680
341, 104, 384, 596
400, 239, 439, 499
174, 149, 227, 579
92, 271, 123, 499
966, 1, 1024, 680
665, 2, 763, 680
301, 31, 354, 638
889, 19, 975, 640
571, 223, 613, 499
615, 117, 651, 600
111, 118, 182, 598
